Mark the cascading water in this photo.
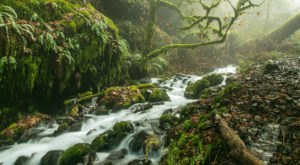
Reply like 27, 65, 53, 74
0, 66, 236, 165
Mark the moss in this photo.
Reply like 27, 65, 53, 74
0, 0, 129, 114
91, 121, 133, 151
264, 63, 280, 74
113, 121, 134, 134
148, 88, 170, 102
159, 114, 178, 130
203, 74, 224, 87
184, 79, 210, 99
59, 143, 94, 165
101, 86, 145, 110
199, 88, 213, 99
137, 84, 156, 90
91, 130, 114, 151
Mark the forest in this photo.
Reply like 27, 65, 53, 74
0, 0, 299, 164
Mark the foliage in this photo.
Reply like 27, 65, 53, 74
0, 1, 129, 112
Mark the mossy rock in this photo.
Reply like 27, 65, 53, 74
148, 88, 170, 102
41, 150, 64, 165
184, 79, 210, 99
0, 0, 129, 112
59, 143, 95, 165
0, 113, 49, 140
91, 121, 134, 151
100, 86, 145, 111
264, 63, 280, 74
200, 88, 214, 99
159, 114, 178, 130
203, 74, 224, 87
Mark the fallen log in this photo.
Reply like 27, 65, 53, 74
215, 115, 265, 165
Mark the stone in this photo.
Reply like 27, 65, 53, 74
106, 148, 128, 160
130, 103, 153, 113
14, 156, 31, 165
91, 121, 134, 151
59, 143, 96, 165
40, 150, 64, 165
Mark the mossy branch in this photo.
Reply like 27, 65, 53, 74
142, 0, 259, 63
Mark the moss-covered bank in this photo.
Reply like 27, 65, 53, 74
0, 0, 130, 129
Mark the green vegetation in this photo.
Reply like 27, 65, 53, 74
59, 143, 94, 165
185, 79, 210, 99
91, 121, 134, 151
0, 1, 129, 116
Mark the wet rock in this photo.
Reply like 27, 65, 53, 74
14, 155, 31, 165
129, 131, 150, 152
91, 121, 134, 151
94, 106, 109, 116
59, 143, 96, 165
86, 129, 97, 136
129, 130, 161, 156
100, 86, 145, 111
148, 88, 170, 102
0, 139, 14, 147
40, 150, 64, 165
130, 103, 153, 113
127, 159, 152, 165
159, 114, 178, 130
69, 122, 82, 132
106, 148, 128, 160
19, 128, 44, 142
264, 63, 280, 74
203, 74, 224, 86
185, 79, 210, 99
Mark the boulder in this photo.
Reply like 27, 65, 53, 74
106, 148, 128, 160
130, 103, 153, 113
203, 74, 224, 86
91, 121, 134, 151
159, 114, 178, 130
148, 88, 170, 102
100, 86, 145, 111
14, 155, 31, 165
59, 143, 95, 165
40, 150, 64, 165
184, 79, 210, 99
264, 63, 280, 74
129, 130, 161, 157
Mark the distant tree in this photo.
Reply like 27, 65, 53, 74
141, 0, 261, 64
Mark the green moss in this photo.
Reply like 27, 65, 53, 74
264, 63, 280, 74
101, 86, 145, 110
159, 114, 178, 130
203, 74, 224, 87
59, 143, 94, 165
137, 84, 156, 90
148, 88, 170, 102
91, 121, 133, 151
113, 121, 134, 134
0, 0, 129, 113
91, 130, 114, 151
185, 79, 210, 99
199, 88, 213, 99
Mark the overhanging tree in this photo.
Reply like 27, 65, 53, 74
142, 0, 261, 64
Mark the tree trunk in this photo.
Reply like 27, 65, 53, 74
266, 12, 300, 42
215, 115, 265, 165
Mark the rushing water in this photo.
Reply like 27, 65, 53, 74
0, 66, 237, 165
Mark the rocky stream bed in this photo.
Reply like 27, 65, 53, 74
0, 56, 299, 165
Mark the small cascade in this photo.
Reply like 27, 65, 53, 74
0, 66, 237, 165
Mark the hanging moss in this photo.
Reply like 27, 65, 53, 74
0, 1, 130, 114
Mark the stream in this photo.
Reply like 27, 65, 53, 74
0, 66, 237, 165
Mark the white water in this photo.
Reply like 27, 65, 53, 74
0, 66, 236, 165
